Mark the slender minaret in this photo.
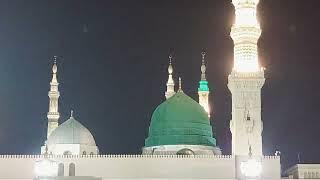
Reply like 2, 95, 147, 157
228, 0, 265, 156
46, 56, 60, 139
198, 52, 210, 117
165, 55, 175, 99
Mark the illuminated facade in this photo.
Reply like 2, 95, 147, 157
228, 0, 265, 156
0, 0, 318, 180
231, 0, 261, 72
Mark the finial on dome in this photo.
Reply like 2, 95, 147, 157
70, 110, 74, 118
178, 77, 183, 92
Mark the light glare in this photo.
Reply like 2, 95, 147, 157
34, 158, 58, 177
240, 158, 262, 178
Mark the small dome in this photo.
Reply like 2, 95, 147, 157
47, 116, 96, 146
145, 92, 216, 147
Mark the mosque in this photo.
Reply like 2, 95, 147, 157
0, 0, 319, 179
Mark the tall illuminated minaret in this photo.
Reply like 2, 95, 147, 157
165, 55, 175, 99
46, 57, 60, 139
198, 52, 211, 117
228, 0, 265, 156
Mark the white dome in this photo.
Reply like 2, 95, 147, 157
47, 116, 96, 146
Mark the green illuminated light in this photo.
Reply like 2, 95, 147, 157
198, 80, 209, 92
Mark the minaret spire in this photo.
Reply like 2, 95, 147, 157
46, 56, 60, 139
177, 77, 183, 92
165, 55, 175, 99
198, 51, 211, 117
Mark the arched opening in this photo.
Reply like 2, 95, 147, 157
69, 163, 75, 176
176, 148, 195, 156
82, 151, 86, 155
90, 152, 94, 155
58, 163, 64, 176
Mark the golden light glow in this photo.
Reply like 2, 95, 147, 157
199, 92, 210, 117
231, 0, 261, 72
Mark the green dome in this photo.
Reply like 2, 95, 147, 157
145, 92, 216, 147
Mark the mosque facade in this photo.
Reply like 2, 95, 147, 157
0, 0, 319, 179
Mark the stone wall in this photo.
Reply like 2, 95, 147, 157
0, 155, 280, 180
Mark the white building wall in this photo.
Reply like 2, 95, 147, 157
285, 164, 320, 179
0, 155, 280, 180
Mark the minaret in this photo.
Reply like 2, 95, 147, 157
198, 52, 210, 117
165, 55, 175, 99
228, 0, 265, 156
46, 56, 60, 139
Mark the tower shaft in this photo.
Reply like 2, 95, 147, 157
47, 61, 60, 139
165, 73, 175, 99
228, 71, 265, 156
228, 0, 265, 156
198, 91, 210, 116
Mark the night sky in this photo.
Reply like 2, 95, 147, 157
0, 0, 319, 169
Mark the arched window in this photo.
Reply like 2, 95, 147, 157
82, 151, 86, 155
90, 152, 94, 155
69, 163, 75, 176
58, 163, 64, 176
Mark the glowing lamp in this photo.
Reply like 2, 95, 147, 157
34, 158, 58, 178
240, 158, 262, 178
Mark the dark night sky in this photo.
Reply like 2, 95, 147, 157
0, 0, 319, 169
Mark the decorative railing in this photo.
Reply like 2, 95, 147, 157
0, 154, 279, 159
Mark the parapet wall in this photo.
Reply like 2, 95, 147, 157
0, 154, 279, 159
0, 155, 280, 180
